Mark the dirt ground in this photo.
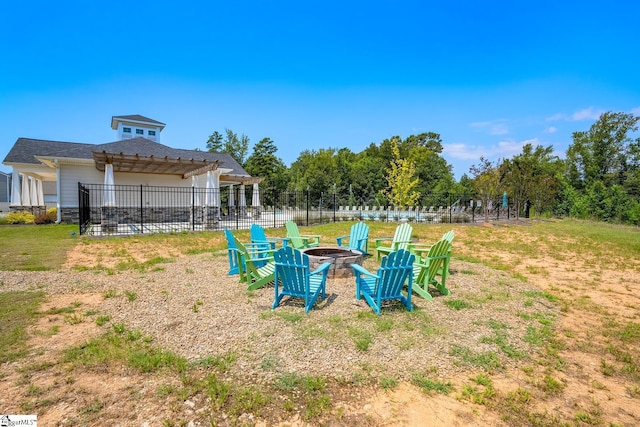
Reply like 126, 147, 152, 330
2, 221, 639, 426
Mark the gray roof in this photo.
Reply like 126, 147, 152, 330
111, 115, 166, 126
3, 137, 249, 176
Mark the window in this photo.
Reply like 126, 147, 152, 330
123, 127, 131, 133
148, 130, 156, 136
136, 129, 144, 135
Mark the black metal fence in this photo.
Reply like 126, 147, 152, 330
78, 183, 521, 236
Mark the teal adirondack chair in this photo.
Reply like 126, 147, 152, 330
411, 239, 452, 300
375, 223, 413, 261
272, 246, 331, 313
352, 249, 415, 315
232, 235, 276, 290
250, 223, 289, 250
224, 229, 242, 275
336, 222, 370, 255
285, 220, 321, 249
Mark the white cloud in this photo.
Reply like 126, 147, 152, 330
572, 107, 604, 121
469, 120, 509, 135
544, 126, 557, 134
547, 106, 605, 122
631, 106, 640, 116
443, 138, 535, 162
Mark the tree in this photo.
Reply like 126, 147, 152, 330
223, 129, 249, 165
383, 138, 420, 208
470, 157, 501, 222
206, 131, 223, 153
566, 111, 640, 190
244, 137, 289, 194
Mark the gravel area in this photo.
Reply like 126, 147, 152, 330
0, 252, 557, 384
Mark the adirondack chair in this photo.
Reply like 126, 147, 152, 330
336, 222, 370, 254
352, 249, 415, 315
250, 223, 288, 250
374, 223, 413, 261
272, 246, 331, 313
224, 229, 242, 275
232, 235, 276, 290
409, 230, 454, 275
285, 220, 321, 249
411, 239, 452, 300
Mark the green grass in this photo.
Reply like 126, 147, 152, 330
0, 224, 78, 270
0, 291, 46, 362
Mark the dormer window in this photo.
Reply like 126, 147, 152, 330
123, 127, 131, 133
136, 129, 144, 135
148, 130, 156, 136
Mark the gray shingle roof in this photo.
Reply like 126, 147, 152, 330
3, 137, 249, 176
111, 115, 166, 126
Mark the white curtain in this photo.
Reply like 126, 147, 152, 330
228, 184, 234, 208
239, 184, 246, 208
21, 174, 32, 207
103, 164, 116, 207
10, 171, 21, 206
36, 179, 44, 206
252, 183, 261, 207
205, 171, 215, 207
192, 176, 201, 206
213, 170, 221, 210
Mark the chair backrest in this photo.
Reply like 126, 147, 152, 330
274, 246, 309, 296
250, 223, 273, 249
250, 223, 267, 242
441, 230, 455, 244
225, 229, 238, 250
392, 223, 413, 250
376, 249, 415, 299
350, 222, 369, 251
421, 239, 452, 283
285, 221, 306, 249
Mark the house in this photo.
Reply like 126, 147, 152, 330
2, 115, 262, 232
0, 171, 10, 212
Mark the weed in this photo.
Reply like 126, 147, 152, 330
411, 372, 454, 394
444, 299, 472, 310
380, 376, 398, 389
125, 290, 137, 302
103, 290, 117, 299
95, 315, 110, 326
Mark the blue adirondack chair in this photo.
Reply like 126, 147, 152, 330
336, 222, 370, 255
352, 249, 415, 315
250, 223, 289, 250
224, 229, 242, 275
272, 246, 331, 313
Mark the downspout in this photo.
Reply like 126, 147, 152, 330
55, 159, 62, 223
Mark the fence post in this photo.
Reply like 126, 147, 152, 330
306, 189, 310, 226
449, 194, 452, 223
139, 184, 144, 233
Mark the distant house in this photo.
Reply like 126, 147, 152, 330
2, 115, 261, 229
0, 171, 9, 211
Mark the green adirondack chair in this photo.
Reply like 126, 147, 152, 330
409, 230, 454, 275
232, 235, 276, 290
272, 246, 331, 313
336, 222, 370, 254
375, 223, 413, 261
411, 239, 452, 300
285, 220, 321, 249
352, 249, 415, 315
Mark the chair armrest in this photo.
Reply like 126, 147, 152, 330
300, 234, 321, 242
409, 243, 434, 255
374, 237, 393, 247
351, 264, 378, 278
310, 262, 332, 276
336, 235, 349, 246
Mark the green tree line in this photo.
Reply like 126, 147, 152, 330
205, 111, 640, 224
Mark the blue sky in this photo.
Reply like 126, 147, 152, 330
1, 1, 639, 179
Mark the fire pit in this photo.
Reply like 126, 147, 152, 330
300, 247, 364, 279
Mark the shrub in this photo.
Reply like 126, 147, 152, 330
5, 211, 35, 224
34, 209, 57, 224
